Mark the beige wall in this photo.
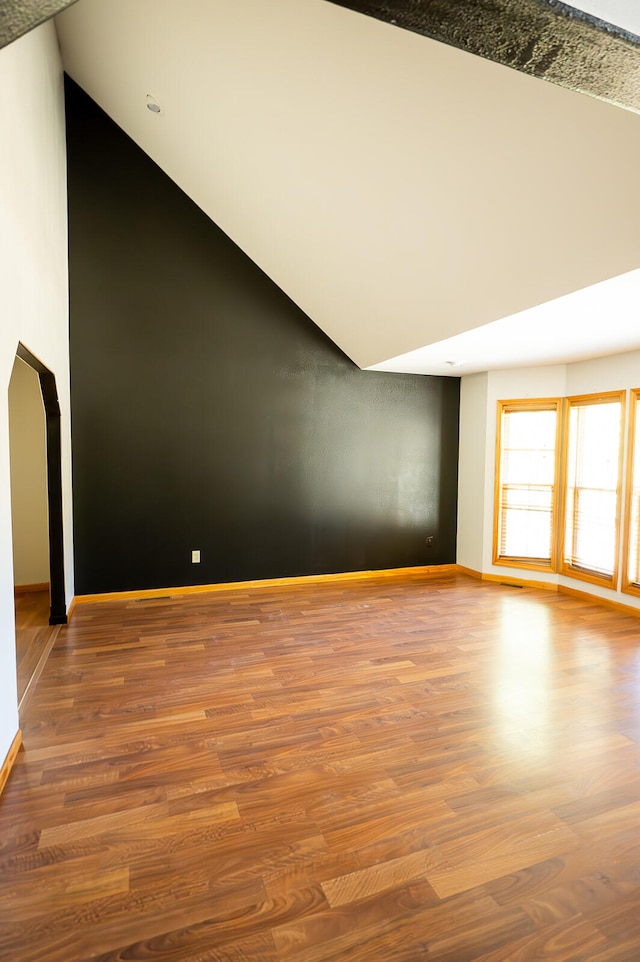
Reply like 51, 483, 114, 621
8, 358, 49, 586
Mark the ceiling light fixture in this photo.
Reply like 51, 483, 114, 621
145, 95, 162, 114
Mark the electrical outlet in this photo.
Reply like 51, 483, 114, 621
426, 535, 434, 546
191, 549, 201, 563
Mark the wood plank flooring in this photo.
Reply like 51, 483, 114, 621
2, 572, 640, 960
14, 588, 53, 705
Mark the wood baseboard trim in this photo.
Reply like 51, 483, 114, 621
455, 565, 558, 591
69, 563, 640, 620
14, 583, 49, 595
70, 565, 459, 607
480, 572, 559, 592
559, 584, 640, 618
455, 565, 640, 617
0, 730, 22, 798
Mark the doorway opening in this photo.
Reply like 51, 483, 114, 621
9, 344, 66, 711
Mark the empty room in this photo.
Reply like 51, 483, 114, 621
2, 1, 640, 959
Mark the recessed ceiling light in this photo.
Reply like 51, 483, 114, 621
145, 95, 162, 114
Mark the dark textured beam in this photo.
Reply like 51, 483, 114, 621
326, 0, 640, 114
0, 0, 78, 50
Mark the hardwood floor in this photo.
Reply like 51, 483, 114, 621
14, 588, 54, 706
2, 572, 640, 960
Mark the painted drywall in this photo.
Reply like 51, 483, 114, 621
566, 349, 640, 397
0, 22, 72, 764
8, 357, 49, 586
66, 81, 460, 594
458, 352, 640, 612
56, 0, 640, 372
456, 373, 488, 572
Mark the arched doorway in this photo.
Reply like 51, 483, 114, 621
9, 344, 66, 710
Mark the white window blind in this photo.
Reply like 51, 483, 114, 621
563, 397, 622, 582
496, 404, 558, 566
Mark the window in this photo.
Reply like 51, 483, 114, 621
561, 392, 624, 587
493, 400, 561, 570
622, 389, 640, 596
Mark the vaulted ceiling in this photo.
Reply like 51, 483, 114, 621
9, 1, 640, 374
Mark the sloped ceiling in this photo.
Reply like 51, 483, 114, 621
55, 0, 640, 375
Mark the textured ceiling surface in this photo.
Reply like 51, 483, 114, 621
0, 0, 77, 49
327, 0, 640, 114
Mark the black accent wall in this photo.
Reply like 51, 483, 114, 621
66, 79, 460, 595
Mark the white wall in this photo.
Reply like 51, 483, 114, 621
9, 358, 49, 586
566, 349, 640, 396
456, 373, 488, 572
0, 23, 72, 761
457, 350, 640, 612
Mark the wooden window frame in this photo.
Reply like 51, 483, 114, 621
622, 388, 640, 598
493, 398, 562, 572
559, 391, 625, 590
